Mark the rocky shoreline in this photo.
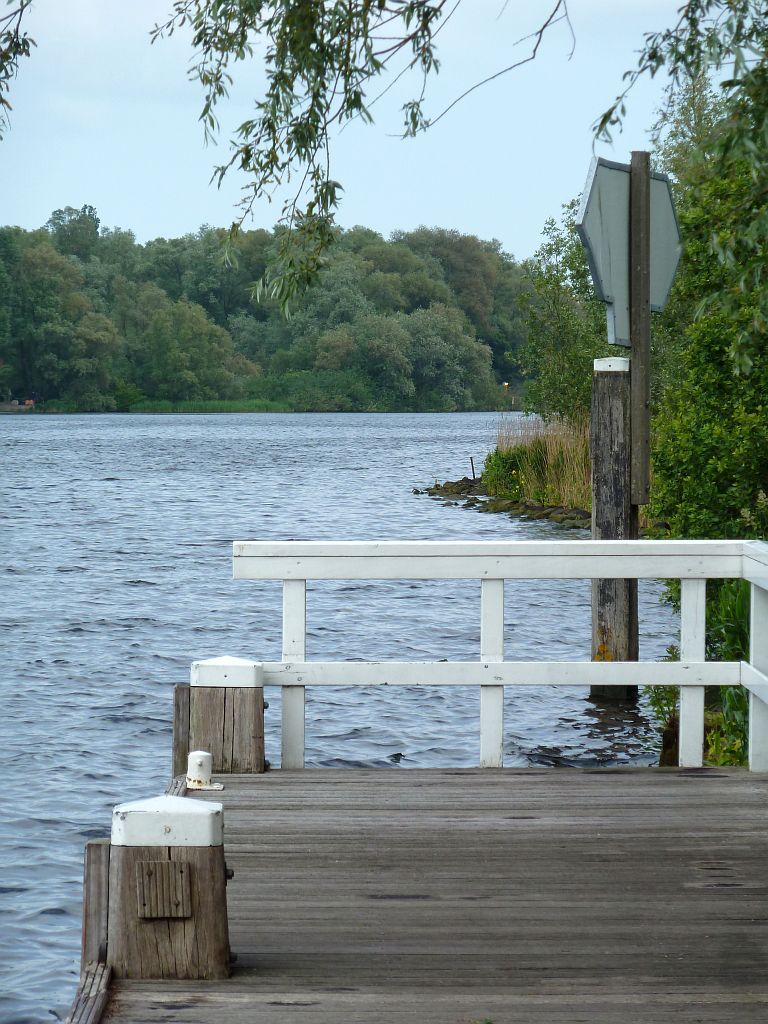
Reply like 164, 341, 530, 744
416, 476, 591, 530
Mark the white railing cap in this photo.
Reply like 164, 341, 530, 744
191, 655, 264, 687
111, 794, 223, 847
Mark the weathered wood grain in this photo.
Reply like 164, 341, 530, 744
81, 839, 110, 972
171, 685, 190, 778
107, 845, 229, 980
65, 961, 111, 1024
186, 686, 265, 774
136, 860, 191, 919
231, 686, 265, 773
165, 775, 187, 797
591, 361, 638, 700
101, 769, 768, 1023
189, 686, 225, 768
630, 150, 652, 506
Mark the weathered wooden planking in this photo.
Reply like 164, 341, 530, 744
102, 769, 768, 1023
64, 961, 111, 1024
80, 839, 110, 972
165, 775, 187, 797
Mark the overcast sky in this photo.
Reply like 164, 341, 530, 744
1, 1, 681, 259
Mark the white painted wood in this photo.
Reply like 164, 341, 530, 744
749, 585, 768, 771
743, 541, 768, 590
111, 795, 223, 847
258, 659, 741, 688
480, 579, 504, 768
594, 357, 629, 372
234, 538, 745, 560
235, 553, 741, 582
743, 540, 768, 567
282, 580, 306, 769
678, 686, 705, 768
233, 539, 743, 583
740, 662, 768, 703
678, 579, 706, 768
190, 656, 263, 687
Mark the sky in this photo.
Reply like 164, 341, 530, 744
1, 1, 682, 260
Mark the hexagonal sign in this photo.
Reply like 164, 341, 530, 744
576, 157, 681, 346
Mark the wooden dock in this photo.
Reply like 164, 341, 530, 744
97, 767, 768, 1024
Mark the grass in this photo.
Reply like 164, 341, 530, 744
483, 415, 591, 511
128, 398, 292, 413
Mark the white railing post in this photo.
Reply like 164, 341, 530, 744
679, 579, 706, 767
749, 583, 768, 771
480, 578, 504, 768
282, 579, 307, 769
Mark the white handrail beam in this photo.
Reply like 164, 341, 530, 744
257, 660, 741, 688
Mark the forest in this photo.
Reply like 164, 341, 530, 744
0, 215, 526, 413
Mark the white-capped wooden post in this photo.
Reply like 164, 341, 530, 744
679, 579, 706, 767
749, 583, 768, 771
480, 578, 504, 768
107, 795, 230, 979
179, 656, 265, 775
282, 579, 307, 769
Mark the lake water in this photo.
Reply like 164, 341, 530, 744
0, 412, 677, 1022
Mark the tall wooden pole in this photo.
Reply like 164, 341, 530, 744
630, 151, 651, 506
589, 150, 650, 701
590, 358, 638, 700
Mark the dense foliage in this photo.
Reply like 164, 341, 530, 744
0, 210, 524, 412
498, 76, 768, 764
515, 200, 608, 422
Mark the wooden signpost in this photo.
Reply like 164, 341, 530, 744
577, 153, 681, 698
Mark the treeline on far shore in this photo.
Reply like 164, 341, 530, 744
0, 208, 529, 413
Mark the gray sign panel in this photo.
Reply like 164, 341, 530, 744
577, 158, 681, 346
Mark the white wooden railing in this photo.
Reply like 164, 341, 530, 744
192, 540, 768, 771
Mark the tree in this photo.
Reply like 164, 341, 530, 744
517, 201, 607, 422
45, 205, 101, 261
648, 80, 768, 540
136, 298, 248, 401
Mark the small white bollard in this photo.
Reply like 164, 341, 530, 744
186, 750, 224, 791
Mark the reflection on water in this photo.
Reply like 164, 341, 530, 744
0, 412, 677, 1022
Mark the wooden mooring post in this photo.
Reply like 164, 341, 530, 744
107, 794, 231, 979
590, 357, 638, 700
173, 656, 265, 777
